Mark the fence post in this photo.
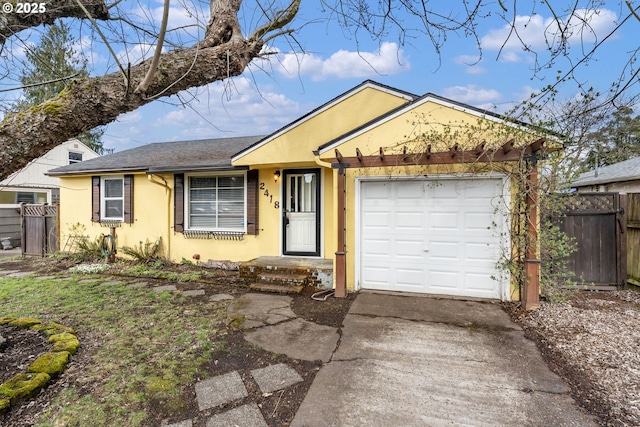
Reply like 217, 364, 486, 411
19, 203, 25, 256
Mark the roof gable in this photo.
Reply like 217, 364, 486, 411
231, 80, 417, 166
317, 93, 533, 158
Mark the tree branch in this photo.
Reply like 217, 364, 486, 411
0, 0, 110, 44
135, 0, 170, 93
0, 37, 263, 179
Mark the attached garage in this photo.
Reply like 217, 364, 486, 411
358, 176, 510, 299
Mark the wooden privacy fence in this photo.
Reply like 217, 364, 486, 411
626, 193, 640, 286
551, 193, 627, 290
20, 204, 59, 256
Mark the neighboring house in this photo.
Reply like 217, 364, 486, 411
572, 156, 640, 193
48, 80, 546, 301
0, 138, 100, 205
0, 138, 99, 248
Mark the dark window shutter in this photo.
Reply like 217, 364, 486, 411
174, 174, 184, 232
91, 176, 100, 222
246, 170, 259, 235
124, 175, 134, 224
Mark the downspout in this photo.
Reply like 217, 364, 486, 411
147, 174, 172, 260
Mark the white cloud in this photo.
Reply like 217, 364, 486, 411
480, 8, 618, 62
263, 42, 411, 81
104, 77, 307, 151
441, 85, 502, 106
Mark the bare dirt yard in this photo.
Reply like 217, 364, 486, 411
1, 254, 639, 426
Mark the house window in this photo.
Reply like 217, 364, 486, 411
16, 192, 36, 204
101, 176, 124, 221
187, 174, 245, 231
68, 152, 83, 164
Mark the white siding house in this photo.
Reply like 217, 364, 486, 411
0, 139, 100, 205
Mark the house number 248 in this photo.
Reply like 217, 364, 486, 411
259, 182, 280, 209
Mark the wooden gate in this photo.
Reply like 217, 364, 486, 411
20, 204, 59, 256
626, 194, 640, 286
552, 193, 627, 290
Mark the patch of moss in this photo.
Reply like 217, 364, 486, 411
8, 318, 42, 328
48, 333, 80, 354
228, 314, 246, 329
0, 397, 9, 414
27, 352, 71, 377
0, 372, 50, 401
32, 322, 75, 336
0, 317, 16, 325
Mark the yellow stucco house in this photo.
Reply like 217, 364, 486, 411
49, 81, 545, 305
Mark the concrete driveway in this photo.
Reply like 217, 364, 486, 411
291, 292, 597, 427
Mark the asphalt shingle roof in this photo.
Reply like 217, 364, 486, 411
48, 135, 265, 176
572, 156, 640, 187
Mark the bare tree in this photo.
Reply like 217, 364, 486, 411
1, 0, 639, 180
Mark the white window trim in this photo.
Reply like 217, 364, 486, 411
101, 175, 124, 221
68, 151, 83, 164
184, 171, 247, 233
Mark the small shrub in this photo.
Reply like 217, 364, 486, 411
120, 238, 164, 264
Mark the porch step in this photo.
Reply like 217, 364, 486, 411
258, 272, 308, 286
249, 283, 304, 294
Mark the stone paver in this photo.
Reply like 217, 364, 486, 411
244, 318, 339, 362
153, 284, 177, 293
227, 293, 295, 329
78, 278, 99, 283
195, 371, 247, 411
165, 420, 192, 427
206, 403, 267, 427
0, 270, 19, 275
35, 275, 57, 280
126, 281, 149, 288
7, 271, 34, 277
210, 293, 234, 302
251, 363, 303, 393
182, 289, 205, 297
100, 280, 124, 286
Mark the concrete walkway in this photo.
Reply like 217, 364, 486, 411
0, 265, 599, 426
291, 292, 598, 427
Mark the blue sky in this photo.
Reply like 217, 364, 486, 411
3, 1, 637, 152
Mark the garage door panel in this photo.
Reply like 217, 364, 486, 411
360, 178, 507, 299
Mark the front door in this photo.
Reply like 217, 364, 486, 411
283, 169, 320, 256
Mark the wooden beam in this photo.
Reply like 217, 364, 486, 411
474, 142, 486, 156
335, 148, 343, 163
502, 139, 515, 155
379, 147, 385, 161
334, 145, 535, 168
522, 159, 540, 311
449, 143, 460, 158
335, 168, 347, 298
356, 148, 363, 162
425, 144, 431, 159
529, 138, 545, 153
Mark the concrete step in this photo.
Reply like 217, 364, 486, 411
249, 283, 304, 294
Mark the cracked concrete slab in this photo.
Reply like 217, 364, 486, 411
292, 293, 598, 427
195, 371, 247, 411
251, 363, 303, 393
227, 293, 296, 329
205, 403, 267, 427
244, 318, 339, 362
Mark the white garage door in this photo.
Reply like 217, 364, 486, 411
359, 178, 508, 299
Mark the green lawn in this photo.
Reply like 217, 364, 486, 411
0, 270, 232, 426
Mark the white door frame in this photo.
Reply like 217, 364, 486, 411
282, 168, 322, 256
355, 173, 512, 300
